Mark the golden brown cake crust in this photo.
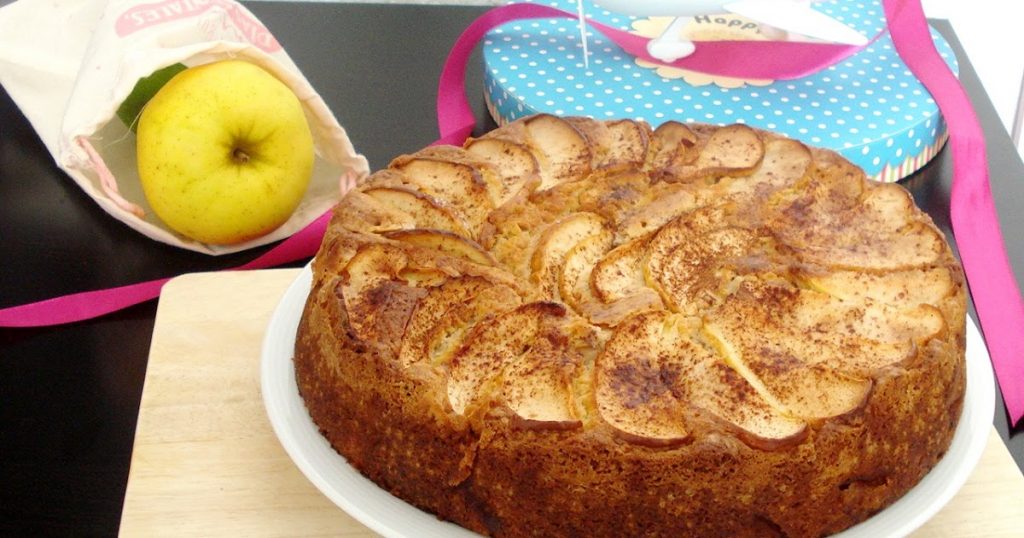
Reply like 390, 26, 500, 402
294, 115, 966, 538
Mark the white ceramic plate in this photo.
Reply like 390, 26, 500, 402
262, 264, 996, 538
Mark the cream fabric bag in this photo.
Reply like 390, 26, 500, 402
0, 0, 369, 254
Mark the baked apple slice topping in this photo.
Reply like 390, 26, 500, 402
494, 326, 586, 428
340, 243, 407, 299
486, 114, 593, 190
791, 283, 946, 345
595, 311, 805, 448
559, 232, 614, 313
411, 145, 527, 210
644, 206, 763, 315
591, 235, 657, 303
522, 114, 593, 189
803, 267, 956, 310
594, 311, 691, 446
802, 266, 963, 332
530, 212, 609, 300
615, 182, 698, 243
604, 118, 651, 167
563, 117, 616, 168
333, 190, 416, 233
464, 137, 541, 205
717, 138, 812, 201
575, 168, 655, 227
363, 186, 470, 236
658, 124, 765, 183
424, 284, 523, 368
558, 227, 662, 326
588, 235, 667, 324
338, 244, 427, 351
704, 280, 878, 420
644, 121, 698, 171
390, 156, 495, 234
690, 124, 765, 174
648, 226, 762, 315
446, 302, 569, 417
382, 229, 496, 266
570, 168, 700, 244
397, 277, 494, 367
770, 181, 944, 270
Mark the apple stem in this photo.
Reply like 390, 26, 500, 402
232, 147, 251, 164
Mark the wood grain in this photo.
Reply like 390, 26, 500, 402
119, 269, 1024, 537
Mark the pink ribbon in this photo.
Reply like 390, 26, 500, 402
2, 0, 1020, 427
882, 0, 1024, 424
0, 211, 333, 328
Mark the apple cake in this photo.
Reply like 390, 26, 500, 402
294, 114, 966, 537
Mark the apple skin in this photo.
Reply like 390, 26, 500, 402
136, 60, 315, 245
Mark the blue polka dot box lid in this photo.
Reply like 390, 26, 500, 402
483, 0, 957, 183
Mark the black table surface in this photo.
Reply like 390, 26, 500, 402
1, 2, 1022, 536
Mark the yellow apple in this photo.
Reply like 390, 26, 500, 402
136, 60, 314, 245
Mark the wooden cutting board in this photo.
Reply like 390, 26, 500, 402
119, 270, 1024, 537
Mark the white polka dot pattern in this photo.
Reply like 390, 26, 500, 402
482, 0, 957, 182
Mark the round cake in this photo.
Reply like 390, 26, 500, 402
294, 114, 967, 537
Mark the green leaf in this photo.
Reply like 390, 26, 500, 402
116, 63, 188, 133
